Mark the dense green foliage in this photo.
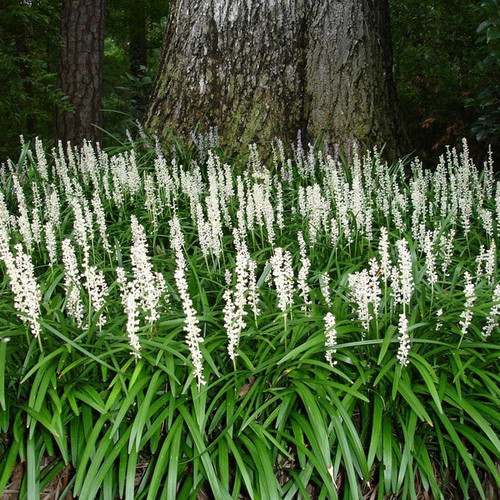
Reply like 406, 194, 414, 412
101, 0, 168, 140
0, 139, 498, 498
467, 0, 500, 146
0, 0, 61, 159
391, 0, 500, 161
0, 0, 167, 160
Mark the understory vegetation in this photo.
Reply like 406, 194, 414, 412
0, 138, 499, 499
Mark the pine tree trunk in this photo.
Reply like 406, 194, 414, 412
55, 0, 106, 146
145, 0, 407, 159
129, 2, 147, 77
15, 37, 36, 136
128, 1, 148, 118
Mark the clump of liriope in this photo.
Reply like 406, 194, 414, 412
458, 271, 476, 340
296, 231, 312, 313
170, 215, 205, 386
483, 283, 500, 338
347, 258, 381, 336
323, 311, 337, 366
223, 229, 260, 362
61, 238, 85, 328
267, 246, 294, 313
0, 190, 41, 338
392, 238, 414, 366
0, 240, 41, 339
116, 215, 168, 356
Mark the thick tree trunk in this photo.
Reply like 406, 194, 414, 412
306, 1, 405, 156
55, 0, 106, 146
145, 0, 407, 159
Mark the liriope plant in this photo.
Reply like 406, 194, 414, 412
0, 137, 498, 499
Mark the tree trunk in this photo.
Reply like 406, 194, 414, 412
128, 0, 148, 118
129, 1, 147, 77
145, 0, 407, 159
15, 36, 36, 137
55, 0, 106, 146
306, 1, 405, 157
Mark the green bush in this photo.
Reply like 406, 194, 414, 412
467, 0, 500, 146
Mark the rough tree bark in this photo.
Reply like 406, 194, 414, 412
145, 0, 407, 158
55, 0, 106, 146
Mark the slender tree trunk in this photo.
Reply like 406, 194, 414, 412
15, 37, 36, 137
55, 0, 106, 146
128, 0, 148, 118
129, 1, 147, 77
145, 0, 407, 159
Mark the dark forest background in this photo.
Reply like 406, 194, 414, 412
0, 0, 499, 163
